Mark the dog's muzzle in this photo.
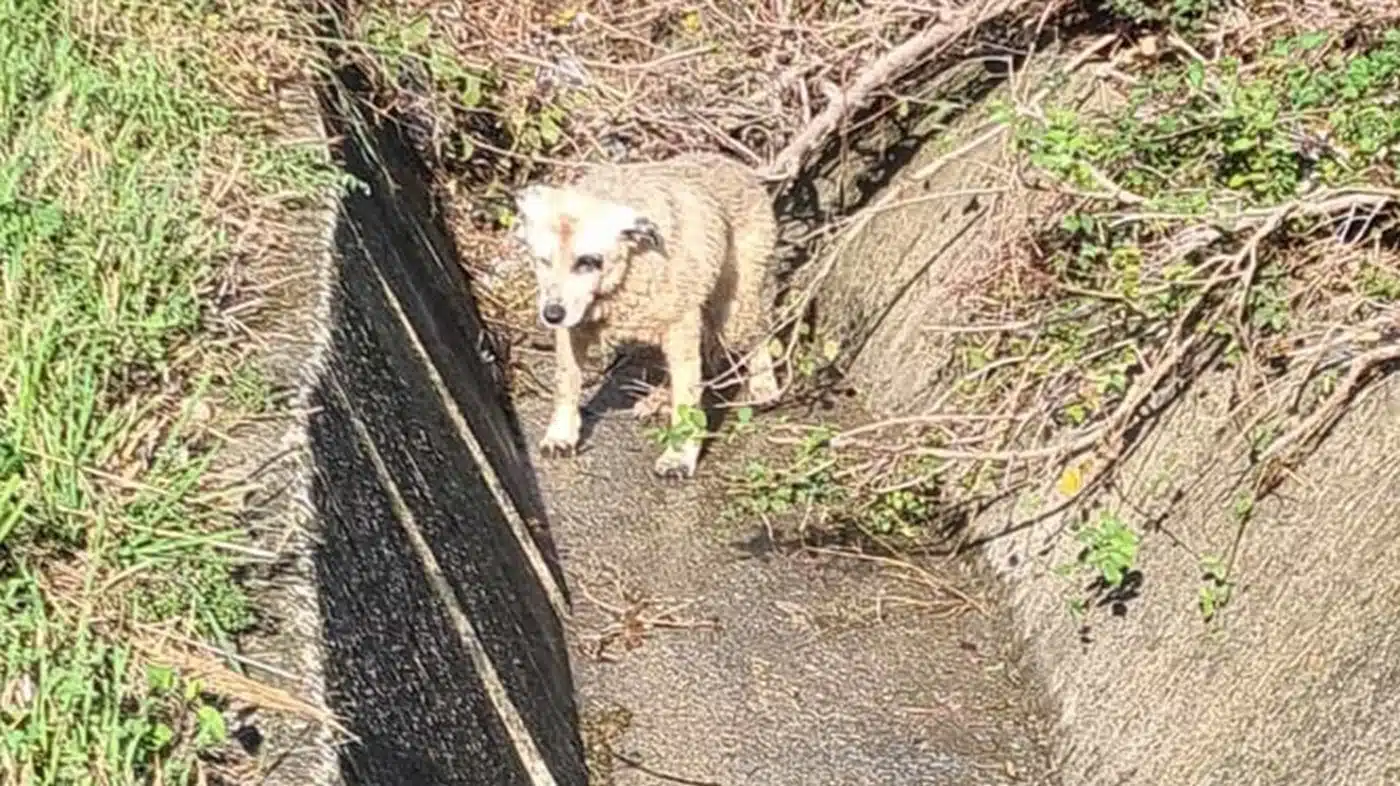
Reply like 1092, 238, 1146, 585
541, 301, 566, 326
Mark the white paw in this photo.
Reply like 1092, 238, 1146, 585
653, 442, 700, 479
539, 409, 581, 458
745, 350, 781, 406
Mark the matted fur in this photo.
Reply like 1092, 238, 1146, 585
513, 152, 779, 478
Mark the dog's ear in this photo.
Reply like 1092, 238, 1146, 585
620, 216, 663, 254
510, 185, 562, 258
510, 184, 555, 244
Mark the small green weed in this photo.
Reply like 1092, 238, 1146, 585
725, 425, 846, 523
725, 405, 758, 442
864, 488, 932, 539
1075, 510, 1141, 589
347, 4, 578, 196
1054, 509, 1140, 623
1017, 30, 1400, 207
1360, 261, 1400, 302
1197, 553, 1234, 622
646, 404, 711, 451
1103, 0, 1218, 33
645, 403, 761, 451
1195, 492, 1252, 623
723, 425, 942, 543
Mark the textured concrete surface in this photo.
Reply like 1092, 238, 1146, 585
519, 358, 1059, 786
810, 40, 1400, 786
204, 81, 343, 786
228, 61, 590, 786
974, 374, 1400, 786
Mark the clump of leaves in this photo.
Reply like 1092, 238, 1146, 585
1019, 30, 1400, 207
1102, 0, 1219, 34
1197, 553, 1234, 622
349, 8, 572, 193
1055, 508, 1141, 623
723, 424, 944, 544
725, 426, 846, 522
863, 488, 932, 539
646, 404, 711, 452
1075, 510, 1140, 589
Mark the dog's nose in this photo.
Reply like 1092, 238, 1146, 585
541, 302, 566, 326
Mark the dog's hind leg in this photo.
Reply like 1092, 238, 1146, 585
654, 311, 706, 479
724, 211, 781, 407
629, 382, 669, 421
722, 289, 781, 407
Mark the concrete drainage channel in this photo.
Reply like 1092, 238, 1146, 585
244, 20, 1058, 786
225, 10, 1400, 785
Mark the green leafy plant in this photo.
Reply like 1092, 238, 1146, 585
864, 488, 932, 539
725, 425, 845, 521
1198, 553, 1234, 622
724, 405, 757, 443
1075, 510, 1140, 589
646, 404, 710, 451
1017, 30, 1400, 208
1103, 0, 1218, 33
358, 8, 490, 114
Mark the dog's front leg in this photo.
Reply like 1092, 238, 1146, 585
654, 312, 705, 478
540, 326, 589, 457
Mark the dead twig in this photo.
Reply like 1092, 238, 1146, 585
766, 0, 1041, 180
1256, 337, 1400, 466
804, 545, 988, 615
611, 750, 726, 786
573, 573, 721, 661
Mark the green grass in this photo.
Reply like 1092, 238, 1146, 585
0, 0, 339, 782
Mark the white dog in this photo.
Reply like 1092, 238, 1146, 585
512, 152, 781, 478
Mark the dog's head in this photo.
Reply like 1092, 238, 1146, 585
511, 184, 663, 330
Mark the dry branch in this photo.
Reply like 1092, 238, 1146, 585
818, 159, 1400, 525
357, 0, 1050, 344
741, 30, 1119, 401
764, 0, 1038, 180
1256, 337, 1400, 466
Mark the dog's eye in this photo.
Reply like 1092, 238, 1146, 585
574, 254, 603, 272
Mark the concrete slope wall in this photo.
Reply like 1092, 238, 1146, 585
234, 57, 589, 784
812, 49, 1400, 785
307, 65, 586, 785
